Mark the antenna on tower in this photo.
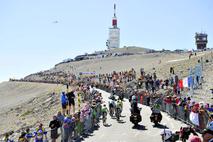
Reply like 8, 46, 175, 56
114, 3, 116, 17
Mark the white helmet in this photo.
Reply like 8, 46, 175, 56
132, 95, 136, 100
160, 129, 172, 141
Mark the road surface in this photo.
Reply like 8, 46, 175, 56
83, 89, 188, 142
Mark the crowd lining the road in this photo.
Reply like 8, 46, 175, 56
3, 66, 213, 142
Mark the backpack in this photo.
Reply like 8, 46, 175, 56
61, 94, 68, 105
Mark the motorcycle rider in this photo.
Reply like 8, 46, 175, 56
130, 94, 142, 126
131, 101, 141, 115
130, 95, 140, 115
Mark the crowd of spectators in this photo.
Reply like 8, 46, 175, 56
5, 66, 213, 142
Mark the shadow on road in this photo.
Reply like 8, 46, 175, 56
120, 115, 126, 118
82, 133, 94, 138
92, 125, 100, 131
77, 125, 101, 141
73, 137, 84, 142
111, 116, 117, 119
153, 123, 168, 129
104, 124, 112, 127
132, 124, 148, 131
117, 120, 126, 124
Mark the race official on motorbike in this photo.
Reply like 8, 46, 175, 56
131, 102, 141, 115
130, 96, 140, 115
129, 94, 142, 126
130, 94, 137, 106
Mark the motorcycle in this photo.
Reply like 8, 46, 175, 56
150, 113, 162, 126
130, 107, 142, 126
130, 113, 142, 126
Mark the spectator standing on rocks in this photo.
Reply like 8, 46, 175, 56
61, 92, 68, 115
49, 115, 61, 142
66, 91, 75, 115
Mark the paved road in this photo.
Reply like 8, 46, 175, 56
83, 89, 188, 142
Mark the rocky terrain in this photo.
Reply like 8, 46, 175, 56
0, 82, 66, 137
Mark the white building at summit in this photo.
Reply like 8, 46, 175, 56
106, 4, 120, 49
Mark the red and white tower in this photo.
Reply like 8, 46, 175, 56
106, 4, 120, 49
112, 4, 117, 28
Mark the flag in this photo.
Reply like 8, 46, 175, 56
179, 79, 183, 89
188, 76, 193, 88
183, 77, 188, 88
189, 111, 199, 126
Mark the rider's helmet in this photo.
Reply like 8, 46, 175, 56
132, 95, 136, 101
160, 129, 172, 141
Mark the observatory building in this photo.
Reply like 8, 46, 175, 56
195, 32, 208, 50
106, 4, 120, 49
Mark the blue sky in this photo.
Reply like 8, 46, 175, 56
0, 0, 212, 82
